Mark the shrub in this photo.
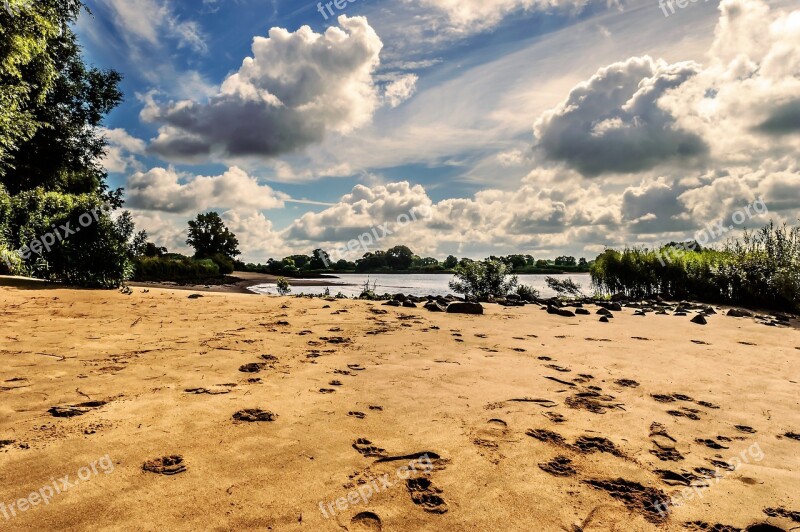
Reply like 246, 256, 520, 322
3, 189, 133, 287
276, 277, 291, 296
134, 256, 220, 281
545, 276, 584, 298
449, 260, 518, 300
516, 284, 540, 302
209, 253, 234, 274
590, 222, 800, 311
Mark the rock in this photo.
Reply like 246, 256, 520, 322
547, 305, 575, 317
446, 302, 484, 315
424, 301, 447, 312
674, 311, 688, 316
691, 314, 708, 325
727, 308, 753, 318
393, 293, 407, 302
575, 308, 590, 315
702, 306, 717, 315
634, 310, 646, 316
599, 316, 610, 323
597, 308, 612, 316
188, 294, 204, 299
608, 302, 623, 312
383, 300, 401, 307
656, 309, 668, 315
773, 313, 791, 322
402, 301, 417, 308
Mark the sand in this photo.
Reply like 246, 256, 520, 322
0, 279, 798, 531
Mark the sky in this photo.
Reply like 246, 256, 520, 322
74, 0, 800, 263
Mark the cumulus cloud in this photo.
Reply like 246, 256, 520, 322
126, 166, 288, 213
100, 128, 146, 173
533, 56, 707, 176
146, 16, 384, 162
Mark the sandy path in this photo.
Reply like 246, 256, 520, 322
0, 284, 798, 531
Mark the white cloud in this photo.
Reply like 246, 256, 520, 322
102, 0, 207, 53
383, 74, 419, 107
126, 166, 288, 213
99, 128, 146, 173
146, 16, 384, 162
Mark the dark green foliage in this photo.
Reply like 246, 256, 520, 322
186, 212, 240, 259
590, 222, 800, 311
134, 255, 220, 281
449, 260, 518, 300
4, 189, 132, 286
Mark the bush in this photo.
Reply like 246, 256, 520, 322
2, 189, 133, 287
276, 277, 291, 296
545, 276, 584, 298
516, 284, 540, 302
449, 260, 518, 300
209, 253, 234, 274
134, 256, 220, 281
590, 222, 800, 311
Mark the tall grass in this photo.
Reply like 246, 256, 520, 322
590, 222, 800, 311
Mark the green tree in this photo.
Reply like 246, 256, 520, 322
386, 245, 414, 270
443, 255, 458, 269
449, 260, 518, 301
276, 277, 291, 296
2, 1, 123, 200
186, 212, 240, 259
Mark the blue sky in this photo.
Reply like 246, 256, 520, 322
74, 0, 800, 262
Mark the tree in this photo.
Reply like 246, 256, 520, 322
186, 212, 240, 259
545, 276, 584, 298
386, 245, 414, 270
309, 249, 330, 270
555, 256, 577, 267
144, 242, 167, 257
276, 277, 291, 296
2, 1, 123, 200
449, 260, 518, 301
443, 255, 458, 269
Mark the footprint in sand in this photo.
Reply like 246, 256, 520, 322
350, 512, 383, 531
348, 364, 366, 371
539, 456, 577, 477
406, 477, 448, 514
368, 405, 383, 411
239, 363, 267, 373
544, 412, 566, 423
329, 380, 343, 386
584, 478, 669, 524
545, 364, 571, 372
649, 422, 684, 462
143, 455, 187, 475
48, 401, 107, 418
319, 388, 336, 394
348, 411, 366, 419
782, 432, 800, 441
538, 356, 553, 361
232, 409, 277, 422
352, 438, 387, 458
472, 419, 509, 464
614, 379, 639, 388
695, 438, 729, 450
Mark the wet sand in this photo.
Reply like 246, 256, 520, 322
0, 281, 798, 531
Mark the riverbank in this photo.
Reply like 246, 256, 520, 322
0, 283, 798, 530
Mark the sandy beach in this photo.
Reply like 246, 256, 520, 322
0, 281, 798, 531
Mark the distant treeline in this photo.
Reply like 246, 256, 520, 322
590, 222, 800, 312
233, 246, 593, 276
